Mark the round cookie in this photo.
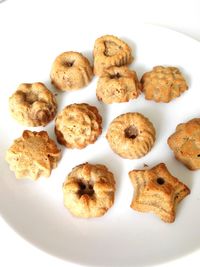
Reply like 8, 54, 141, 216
55, 103, 102, 149
141, 66, 188, 103
93, 35, 133, 76
5, 130, 61, 180
9, 82, 57, 127
168, 118, 200, 170
63, 162, 116, 218
96, 66, 141, 104
50, 51, 93, 91
106, 112, 156, 159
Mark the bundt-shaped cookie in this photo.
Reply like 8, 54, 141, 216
63, 162, 116, 218
9, 82, 57, 127
50, 51, 93, 91
106, 112, 156, 159
93, 35, 133, 76
141, 66, 188, 103
96, 66, 141, 104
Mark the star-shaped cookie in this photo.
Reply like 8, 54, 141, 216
129, 163, 190, 223
6, 130, 61, 180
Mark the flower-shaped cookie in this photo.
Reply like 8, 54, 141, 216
6, 130, 61, 180
129, 163, 190, 223
141, 66, 188, 103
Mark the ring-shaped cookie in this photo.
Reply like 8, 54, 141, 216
106, 112, 156, 159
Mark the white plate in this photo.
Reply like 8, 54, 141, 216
0, 14, 200, 267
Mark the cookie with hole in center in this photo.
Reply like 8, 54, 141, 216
106, 112, 156, 159
93, 35, 133, 76
55, 103, 102, 149
168, 118, 200, 170
9, 82, 57, 127
141, 66, 188, 103
129, 163, 190, 223
63, 162, 116, 218
96, 66, 141, 104
5, 130, 61, 180
50, 51, 93, 91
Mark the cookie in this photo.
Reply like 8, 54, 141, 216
63, 162, 115, 218
141, 66, 188, 103
9, 82, 57, 127
55, 103, 102, 149
96, 66, 141, 104
93, 35, 133, 76
106, 112, 156, 159
50, 51, 93, 91
129, 163, 190, 223
168, 118, 200, 170
6, 130, 61, 180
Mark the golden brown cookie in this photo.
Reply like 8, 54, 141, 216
106, 112, 156, 159
93, 35, 133, 76
55, 103, 102, 149
168, 118, 200, 170
50, 51, 93, 91
96, 66, 141, 104
9, 82, 57, 127
141, 66, 188, 103
6, 130, 61, 180
63, 162, 115, 218
129, 163, 190, 223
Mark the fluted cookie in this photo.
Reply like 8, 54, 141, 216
168, 118, 200, 170
6, 130, 61, 180
63, 162, 115, 218
129, 163, 190, 223
96, 66, 141, 104
141, 66, 188, 103
106, 112, 156, 159
93, 35, 133, 76
55, 103, 102, 149
50, 51, 93, 91
9, 82, 57, 127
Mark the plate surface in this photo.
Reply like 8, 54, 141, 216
0, 6, 200, 266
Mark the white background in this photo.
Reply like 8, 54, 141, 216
0, 0, 200, 266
